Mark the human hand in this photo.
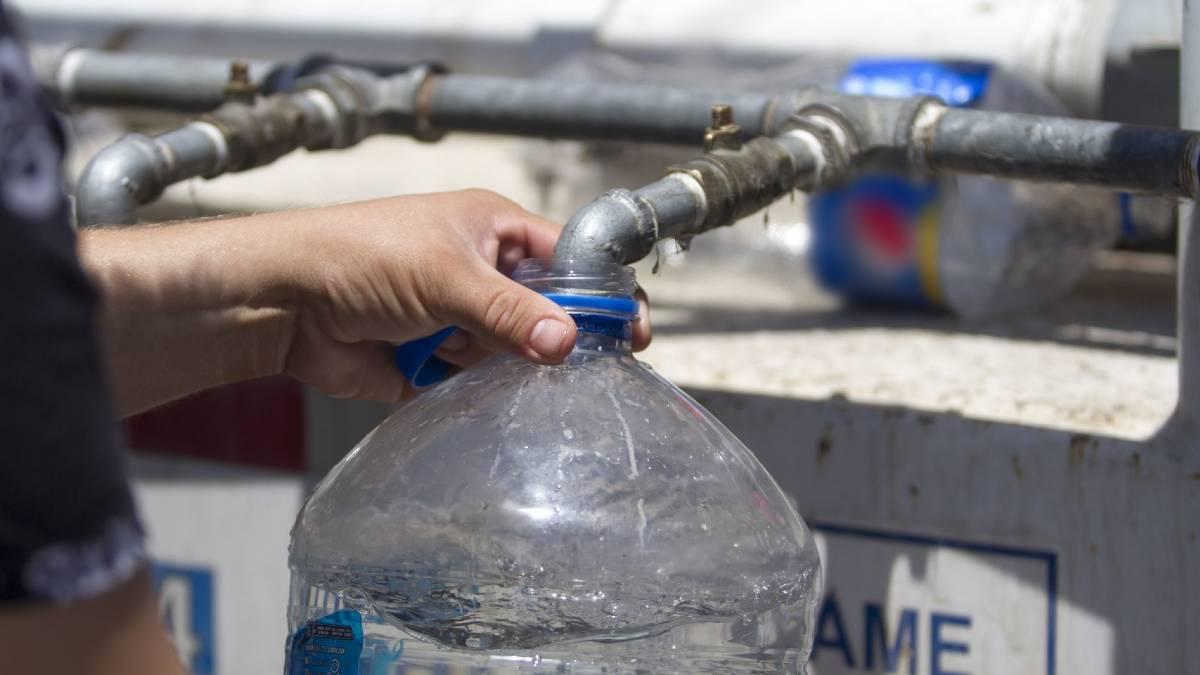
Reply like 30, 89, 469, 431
82, 189, 650, 414
276, 189, 651, 402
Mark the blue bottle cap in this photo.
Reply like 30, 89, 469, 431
393, 293, 637, 388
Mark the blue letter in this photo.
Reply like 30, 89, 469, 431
812, 594, 856, 668
865, 603, 917, 673
930, 612, 971, 675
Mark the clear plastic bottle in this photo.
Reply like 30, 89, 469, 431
284, 259, 822, 674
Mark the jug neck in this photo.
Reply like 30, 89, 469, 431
514, 259, 638, 357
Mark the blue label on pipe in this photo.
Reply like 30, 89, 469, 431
286, 610, 363, 675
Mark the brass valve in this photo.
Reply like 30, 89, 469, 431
223, 59, 258, 103
704, 103, 742, 151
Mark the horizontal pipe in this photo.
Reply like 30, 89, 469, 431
425, 74, 774, 144
926, 108, 1200, 198
31, 45, 275, 112
41, 47, 1200, 201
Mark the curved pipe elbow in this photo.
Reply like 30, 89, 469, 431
75, 134, 165, 227
553, 189, 657, 265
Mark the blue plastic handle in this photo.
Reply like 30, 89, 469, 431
394, 326, 456, 388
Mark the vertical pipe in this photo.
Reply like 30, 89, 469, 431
1179, 2, 1200, 426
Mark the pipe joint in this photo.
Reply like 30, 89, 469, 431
788, 93, 941, 181
369, 65, 446, 142
75, 133, 167, 226
291, 66, 373, 149
670, 135, 802, 231
202, 95, 310, 172
554, 188, 659, 264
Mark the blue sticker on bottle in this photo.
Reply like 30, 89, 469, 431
286, 610, 364, 675
809, 60, 994, 307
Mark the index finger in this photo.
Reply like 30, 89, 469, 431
495, 206, 561, 256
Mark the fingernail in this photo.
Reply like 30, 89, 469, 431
529, 318, 571, 359
440, 330, 470, 352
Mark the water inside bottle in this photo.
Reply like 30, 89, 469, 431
290, 564, 814, 673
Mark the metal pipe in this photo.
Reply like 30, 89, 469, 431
925, 107, 1200, 198
39, 45, 1200, 200
31, 45, 275, 112
31, 45, 775, 144
76, 86, 345, 226
75, 123, 229, 226
62, 46, 1200, 241
555, 128, 822, 264
781, 92, 1200, 199
553, 176, 707, 264
1177, 0, 1200, 429
423, 74, 774, 144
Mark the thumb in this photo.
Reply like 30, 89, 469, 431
436, 264, 577, 363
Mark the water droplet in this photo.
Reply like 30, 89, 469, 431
562, 428, 574, 440
602, 602, 619, 617
522, 586, 537, 596
553, 484, 561, 492
700, 523, 709, 531
531, 654, 543, 666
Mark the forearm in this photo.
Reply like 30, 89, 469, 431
79, 218, 296, 417
0, 569, 187, 675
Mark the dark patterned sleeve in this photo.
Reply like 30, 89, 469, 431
0, 10, 145, 603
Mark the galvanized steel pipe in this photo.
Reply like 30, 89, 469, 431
924, 107, 1200, 199
555, 128, 822, 264
1176, 0, 1200, 431
423, 74, 774, 144
76, 123, 229, 226
31, 45, 275, 112
76, 87, 345, 226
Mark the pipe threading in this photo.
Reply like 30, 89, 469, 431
670, 136, 800, 232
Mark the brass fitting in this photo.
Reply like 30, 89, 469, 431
704, 103, 742, 151
223, 59, 258, 103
